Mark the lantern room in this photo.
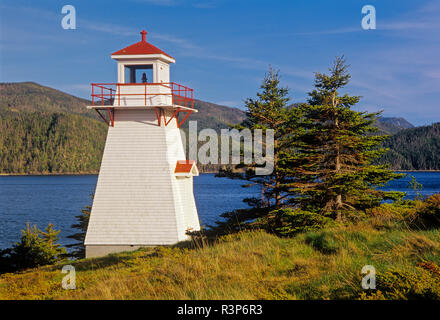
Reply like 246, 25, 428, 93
111, 30, 175, 84
87, 30, 196, 128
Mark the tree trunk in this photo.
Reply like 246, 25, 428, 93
334, 102, 343, 219
274, 141, 281, 207
335, 146, 342, 209
274, 178, 281, 207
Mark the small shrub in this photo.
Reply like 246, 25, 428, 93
412, 194, 440, 228
366, 194, 440, 230
359, 261, 440, 300
367, 203, 409, 221
305, 231, 339, 254
359, 290, 387, 300
418, 261, 440, 277
267, 208, 332, 237
366, 203, 413, 230
0, 223, 66, 273
408, 175, 424, 201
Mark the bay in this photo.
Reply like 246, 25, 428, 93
0, 172, 439, 249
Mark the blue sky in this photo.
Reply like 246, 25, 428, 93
0, 0, 439, 126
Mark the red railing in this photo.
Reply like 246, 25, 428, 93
90, 82, 194, 109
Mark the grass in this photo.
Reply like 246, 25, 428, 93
0, 221, 439, 300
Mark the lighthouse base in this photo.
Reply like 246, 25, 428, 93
85, 245, 148, 258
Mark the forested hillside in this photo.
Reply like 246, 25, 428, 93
0, 82, 438, 174
0, 82, 96, 119
380, 123, 440, 170
182, 99, 246, 130
0, 111, 107, 174
0, 83, 106, 174
0, 82, 246, 174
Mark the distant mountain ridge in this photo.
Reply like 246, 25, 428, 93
0, 82, 245, 129
380, 123, 440, 170
0, 82, 249, 174
0, 82, 412, 133
374, 117, 414, 135
184, 99, 246, 131
1, 81, 435, 174
0, 82, 95, 118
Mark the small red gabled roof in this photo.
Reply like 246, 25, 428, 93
111, 30, 174, 59
175, 160, 198, 176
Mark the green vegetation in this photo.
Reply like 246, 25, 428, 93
1, 82, 437, 175
0, 82, 95, 118
66, 197, 92, 259
0, 223, 66, 274
215, 67, 298, 232
0, 82, 248, 175
361, 262, 440, 300
379, 123, 440, 170
293, 57, 404, 218
216, 57, 404, 233
0, 64, 439, 300
0, 82, 108, 174
180, 99, 246, 131
0, 111, 107, 174
0, 199, 439, 299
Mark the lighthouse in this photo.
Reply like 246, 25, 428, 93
84, 30, 200, 258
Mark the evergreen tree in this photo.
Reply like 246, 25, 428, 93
40, 223, 66, 255
0, 223, 66, 273
214, 68, 300, 233
66, 196, 92, 259
294, 56, 404, 219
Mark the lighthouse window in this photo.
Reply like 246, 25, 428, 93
125, 65, 153, 84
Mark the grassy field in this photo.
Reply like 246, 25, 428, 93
1, 219, 439, 300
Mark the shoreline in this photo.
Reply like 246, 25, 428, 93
396, 170, 440, 172
1, 170, 440, 177
0, 172, 99, 176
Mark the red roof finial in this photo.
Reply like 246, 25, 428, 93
140, 30, 147, 42
112, 29, 174, 59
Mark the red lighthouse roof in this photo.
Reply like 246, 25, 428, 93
111, 30, 174, 59
174, 160, 199, 176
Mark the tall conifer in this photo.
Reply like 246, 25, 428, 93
215, 68, 299, 232
294, 57, 404, 219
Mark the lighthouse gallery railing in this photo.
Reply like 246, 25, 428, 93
90, 82, 194, 109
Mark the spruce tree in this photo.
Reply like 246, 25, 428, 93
214, 68, 299, 233
0, 223, 66, 273
294, 56, 404, 219
40, 223, 66, 257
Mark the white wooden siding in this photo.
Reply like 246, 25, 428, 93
115, 85, 172, 107
85, 108, 200, 247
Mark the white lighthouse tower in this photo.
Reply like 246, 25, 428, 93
84, 30, 200, 258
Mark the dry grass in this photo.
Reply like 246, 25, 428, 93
0, 222, 439, 300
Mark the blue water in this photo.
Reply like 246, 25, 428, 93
0, 172, 439, 249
